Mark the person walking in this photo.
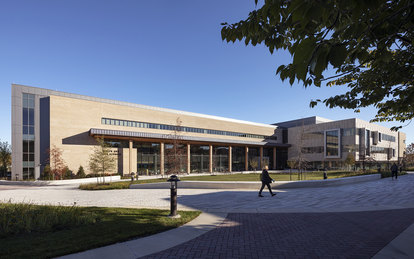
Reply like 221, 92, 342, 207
391, 163, 398, 180
259, 165, 276, 197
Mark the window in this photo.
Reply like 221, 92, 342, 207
325, 129, 340, 158
302, 146, 324, 154
100, 117, 273, 140
343, 128, 355, 136
22, 93, 35, 180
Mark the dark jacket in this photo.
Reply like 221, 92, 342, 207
260, 169, 273, 184
391, 163, 398, 173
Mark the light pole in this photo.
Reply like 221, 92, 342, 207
167, 175, 181, 218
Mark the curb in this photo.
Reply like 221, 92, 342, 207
0, 176, 121, 186
130, 174, 381, 189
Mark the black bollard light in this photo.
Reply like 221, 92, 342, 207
323, 169, 327, 180
167, 175, 181, 218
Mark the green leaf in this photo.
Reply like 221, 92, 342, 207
328, 44, 348, 67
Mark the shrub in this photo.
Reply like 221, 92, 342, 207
63, 166, 73, 179
41, 165, 52, 180
77, 166, 86, 178
0, 202, 100, 237
379, 171, 407, 178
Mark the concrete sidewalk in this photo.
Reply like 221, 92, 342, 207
2, 172, 411, 258
58, 212, 227, 259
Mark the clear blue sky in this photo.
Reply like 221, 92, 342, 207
0, 0, 412, 144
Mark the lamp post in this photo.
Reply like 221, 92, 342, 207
167, 175, 181, 218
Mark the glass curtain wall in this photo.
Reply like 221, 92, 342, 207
190, 145, 209, 173
263, 148, 274, 169
248, 147, 260, 171
276, 148, 288, 169
165, 144, 187, 174
213, 146, 228, 172
326, 130, 340, 157
22, 93, 35, 180
232, 146, 245, 171
135, 142, 160, 175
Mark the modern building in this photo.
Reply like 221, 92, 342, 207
11, 84, 406, 180
274, 116, 406, 170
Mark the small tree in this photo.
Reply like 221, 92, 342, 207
292, 122, 309, 180
0, 141, 11, 177
89, 137, 116, 184
250, 159, 259, 172
344, 153, 356, 171
287, 160, 296, 181
76, 165, 86, 178
48, 145, 66, 180
165, 118, 187, 176
403, 143, 414, 169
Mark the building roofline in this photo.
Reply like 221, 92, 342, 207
12, 84, 277, 129
272, 116, 332, 127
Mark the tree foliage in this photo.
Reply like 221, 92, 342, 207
0, 141, 11, 175
77, 165, 86, 178
48, 145, 66, 180
404, 142, 414, 166
89, 137, 116, 184
345, 152, 356, 170
221, 0, 414, 127
41, 165, 52, 180
407, 142, 414, 155
165, 118, 188, 175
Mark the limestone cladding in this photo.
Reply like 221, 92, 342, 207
355, 119, 400, 162
287, 118, 401, 163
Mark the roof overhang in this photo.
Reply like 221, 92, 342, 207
89, 128, 290, 148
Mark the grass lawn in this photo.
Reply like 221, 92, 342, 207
0, 203, 200, 259
79, 170, 406, 190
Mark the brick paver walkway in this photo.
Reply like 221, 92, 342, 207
143, 208, 414, 259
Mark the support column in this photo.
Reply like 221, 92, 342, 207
228, 146, 232, 172
245, 146, 249, 171
260, 147, 263, 169
129, 140, 133, 175
273, 147, 277, 170
160, 142, 164, 176
209, 144, 213, 173
187, 144, 191, 174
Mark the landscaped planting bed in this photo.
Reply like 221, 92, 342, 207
0, 202, 200, 258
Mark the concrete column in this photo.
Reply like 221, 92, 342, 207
209, 144, 213, 173
187, 143, 191, 174
160, 142, 164, 176
228, 146, 232, 172
245, 146, 249, 171
273, 147, 277, 170
260, 147, 263, 169
129, 140, 133, 175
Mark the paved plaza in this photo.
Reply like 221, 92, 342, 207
143, 209, 414, 259
1, 173, 414, 258
1, 174, 413, 213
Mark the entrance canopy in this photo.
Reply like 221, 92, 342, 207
89, 128, 290, 147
